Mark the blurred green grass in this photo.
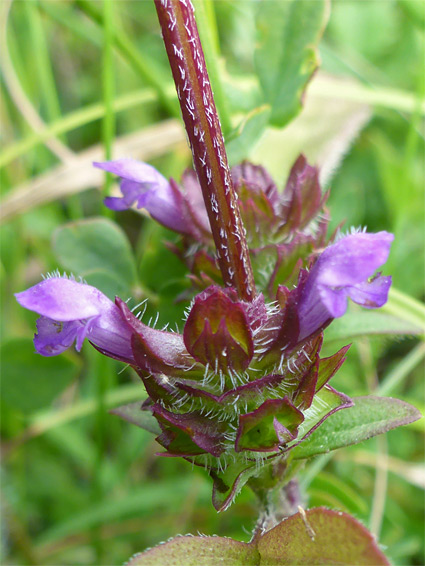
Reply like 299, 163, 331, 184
1, 1, 424, 565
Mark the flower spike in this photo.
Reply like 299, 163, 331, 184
13, 0, 400, 513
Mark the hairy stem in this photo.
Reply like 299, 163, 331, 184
154, 0, 256, 301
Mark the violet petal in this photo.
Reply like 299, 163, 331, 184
345, 275, 392, 308
94, 158, 167, 184
298, 231, 394, 341
103, 196, 130, 211
34, 318, 86, 356
15, 277, 134, 362
94, 158, 189, 233
314, 231, 394, 287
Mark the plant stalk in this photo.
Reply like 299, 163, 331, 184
154, 0, 256, 301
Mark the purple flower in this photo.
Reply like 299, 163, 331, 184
15, 277, 134, 363
297, 231, 394, 340
94, 158, 190, 234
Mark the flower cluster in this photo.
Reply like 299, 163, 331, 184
16, 157, 393, 509
95, 156, 330, 298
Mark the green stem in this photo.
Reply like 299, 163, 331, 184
377, 341, 425, 397
75, 0, 178, 117
90, 352, 112, 564
369, 435, 388, 538
30, 0, 83, 219
26, 2, 64, 138
101, 0, 115, 212
0, 88, 164, 169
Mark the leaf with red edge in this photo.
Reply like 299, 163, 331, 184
316, 344, 350, 392
231, 162, 279, 204
268, 238, 314, 294
126, 535, 259, 566
260, 285, 301, 364
293, 362, 318, 410
135, 373, 177, 406
126, 508, 388, 565
153, 404, 227, 458
211, 457, 259, 512
190, 249, 222, 288
291, 395, 422, 460
235, 398, 304, 452
116, 298, 201, 378
291, 385, 353, 447
281, 155, 324, 232
257, 507, 389, 565
235, 174, 278, 242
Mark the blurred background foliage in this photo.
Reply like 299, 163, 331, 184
1, 1, 424, 565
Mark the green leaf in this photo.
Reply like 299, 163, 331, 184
254, 0, 329, 127
110, 402, 161, 435
82, 268, 130, 301
309, 471, 368, 516
382, 287, 425, 337
257, 507, 389, 565
291, 396, 422, 460
399, 0, 425, 26
211, 456, 259, 512
324, 311, 423, 343
0, 338, 80, 413
126, 535, 259, 566
126, 508, 388, 565
293, 386, 352, 442
227, 105, 271, 165
53, 218, 137, 296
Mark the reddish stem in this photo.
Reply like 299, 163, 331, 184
154, 0, 256, 301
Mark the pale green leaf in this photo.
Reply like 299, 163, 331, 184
291, 396, 422, 460
324, 311, 423, 343
126, 536, 259, 566
254, 0, 329, 127
258, 507, 389, 565
0, 338, 80, 413
110, 402, 161, 435
53, 218, 137, 294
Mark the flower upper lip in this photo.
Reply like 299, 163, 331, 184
297, 231, 394, 341
93, 158, 210, 239
15, 276, 135, 363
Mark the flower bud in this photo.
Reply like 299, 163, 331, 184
183, 287, 254, 373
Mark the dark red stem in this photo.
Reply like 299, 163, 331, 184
154, 0, 256, 301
